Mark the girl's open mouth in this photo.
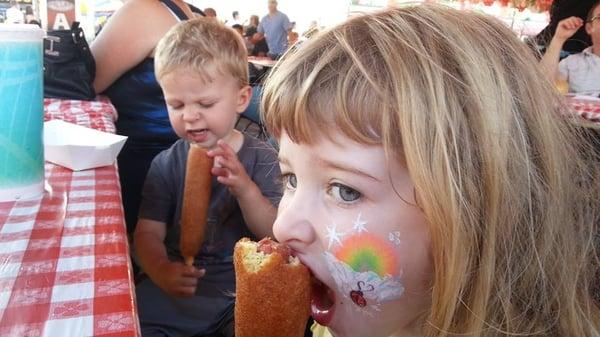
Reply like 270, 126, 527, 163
311, 276, 335, 326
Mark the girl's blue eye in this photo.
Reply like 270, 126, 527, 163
331, 183, 361, 202
281, 173, 297, 190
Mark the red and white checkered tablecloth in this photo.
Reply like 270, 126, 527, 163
0, 99, 140, 337
44, 97, 118, 133
566, 96, 600, 124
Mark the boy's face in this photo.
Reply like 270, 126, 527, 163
274, 132, 433, 336
160, 69, 251, 150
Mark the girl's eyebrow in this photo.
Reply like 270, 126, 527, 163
317, 157, 381, 182
278, 156, 290, 166
279, 154, 381, 182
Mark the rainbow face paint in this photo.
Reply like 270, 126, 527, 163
324, 251, 404, 311
324, 214, 405, 311
335, 233, 398, 277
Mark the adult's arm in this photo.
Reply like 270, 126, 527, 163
539, 16, 583, 83
91, 0, 186, 93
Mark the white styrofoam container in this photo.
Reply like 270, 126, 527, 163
44, 120, 127, 171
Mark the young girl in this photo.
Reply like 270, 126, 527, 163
261, 4, 599, 337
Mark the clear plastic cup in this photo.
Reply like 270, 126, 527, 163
0, 25, 45, 201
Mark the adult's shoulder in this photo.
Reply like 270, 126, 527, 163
91, 0, 184, 92
108, 0, 164, 20
100, 0, 184, 36
119, 0, 172, 13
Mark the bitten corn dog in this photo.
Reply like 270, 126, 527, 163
180, 144, 213, 266
234, 237, 311, 337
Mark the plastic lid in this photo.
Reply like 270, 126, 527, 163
0, 24, 44, 42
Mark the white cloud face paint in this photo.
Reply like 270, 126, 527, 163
323, 213, 405, 311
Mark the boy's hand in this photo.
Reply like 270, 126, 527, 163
153, 260, 205, 298
208, 140, 254, 199
555, 16, 584, 42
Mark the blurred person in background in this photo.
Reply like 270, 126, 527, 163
227, 10, 243, 26
204, 7, 217, 20
24, 6, 35, 24
540, 1, 600, 93
232, 23, 243, 35
536, 0, 597, 54
246, 14, 269, 57
5, 0, 23, 24
254, 0, 292, 60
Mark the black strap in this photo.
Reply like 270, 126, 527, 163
188, 4, 205, 16
159, 0, 189, 20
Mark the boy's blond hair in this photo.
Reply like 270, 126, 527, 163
263, 4, 599, 337
155, 18, 248, 86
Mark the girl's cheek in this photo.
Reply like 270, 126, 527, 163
322, 213, 405, 312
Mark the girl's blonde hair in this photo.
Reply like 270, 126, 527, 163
262, 5, 599, 336
155, 18, 248, 86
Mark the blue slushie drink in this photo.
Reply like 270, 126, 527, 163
0, 25, 45, 201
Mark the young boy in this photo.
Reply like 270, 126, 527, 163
133, 18, 281, 337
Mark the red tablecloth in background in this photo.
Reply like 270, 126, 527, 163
0, 98, 140, 337
567, 96, 600, 123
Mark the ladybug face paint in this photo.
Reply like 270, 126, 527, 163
350, 281, 375, 307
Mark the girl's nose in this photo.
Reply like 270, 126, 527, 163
273, 195, 317, 248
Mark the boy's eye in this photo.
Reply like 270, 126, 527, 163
199, 102, 215, 109
330, 183, 361, 202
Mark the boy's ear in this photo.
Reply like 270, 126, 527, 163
236, 85, 253, 114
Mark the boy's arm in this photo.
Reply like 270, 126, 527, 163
539, 16, 583, 83
236, 184, 277, 239
134, 218, 205, 297
134, 218, 169, 277
209, 140, 278, 239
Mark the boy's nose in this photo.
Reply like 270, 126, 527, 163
182, 109, 201, 123
273, 196, 317, 248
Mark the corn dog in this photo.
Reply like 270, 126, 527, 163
180, 144, 213, 266
234, 237, 311, 337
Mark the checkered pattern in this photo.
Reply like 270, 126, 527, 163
0, 99, 140, 336
44, 97, 118, 133
567, 97, 600, 123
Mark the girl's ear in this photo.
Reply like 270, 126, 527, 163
236, 85, 253, 114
